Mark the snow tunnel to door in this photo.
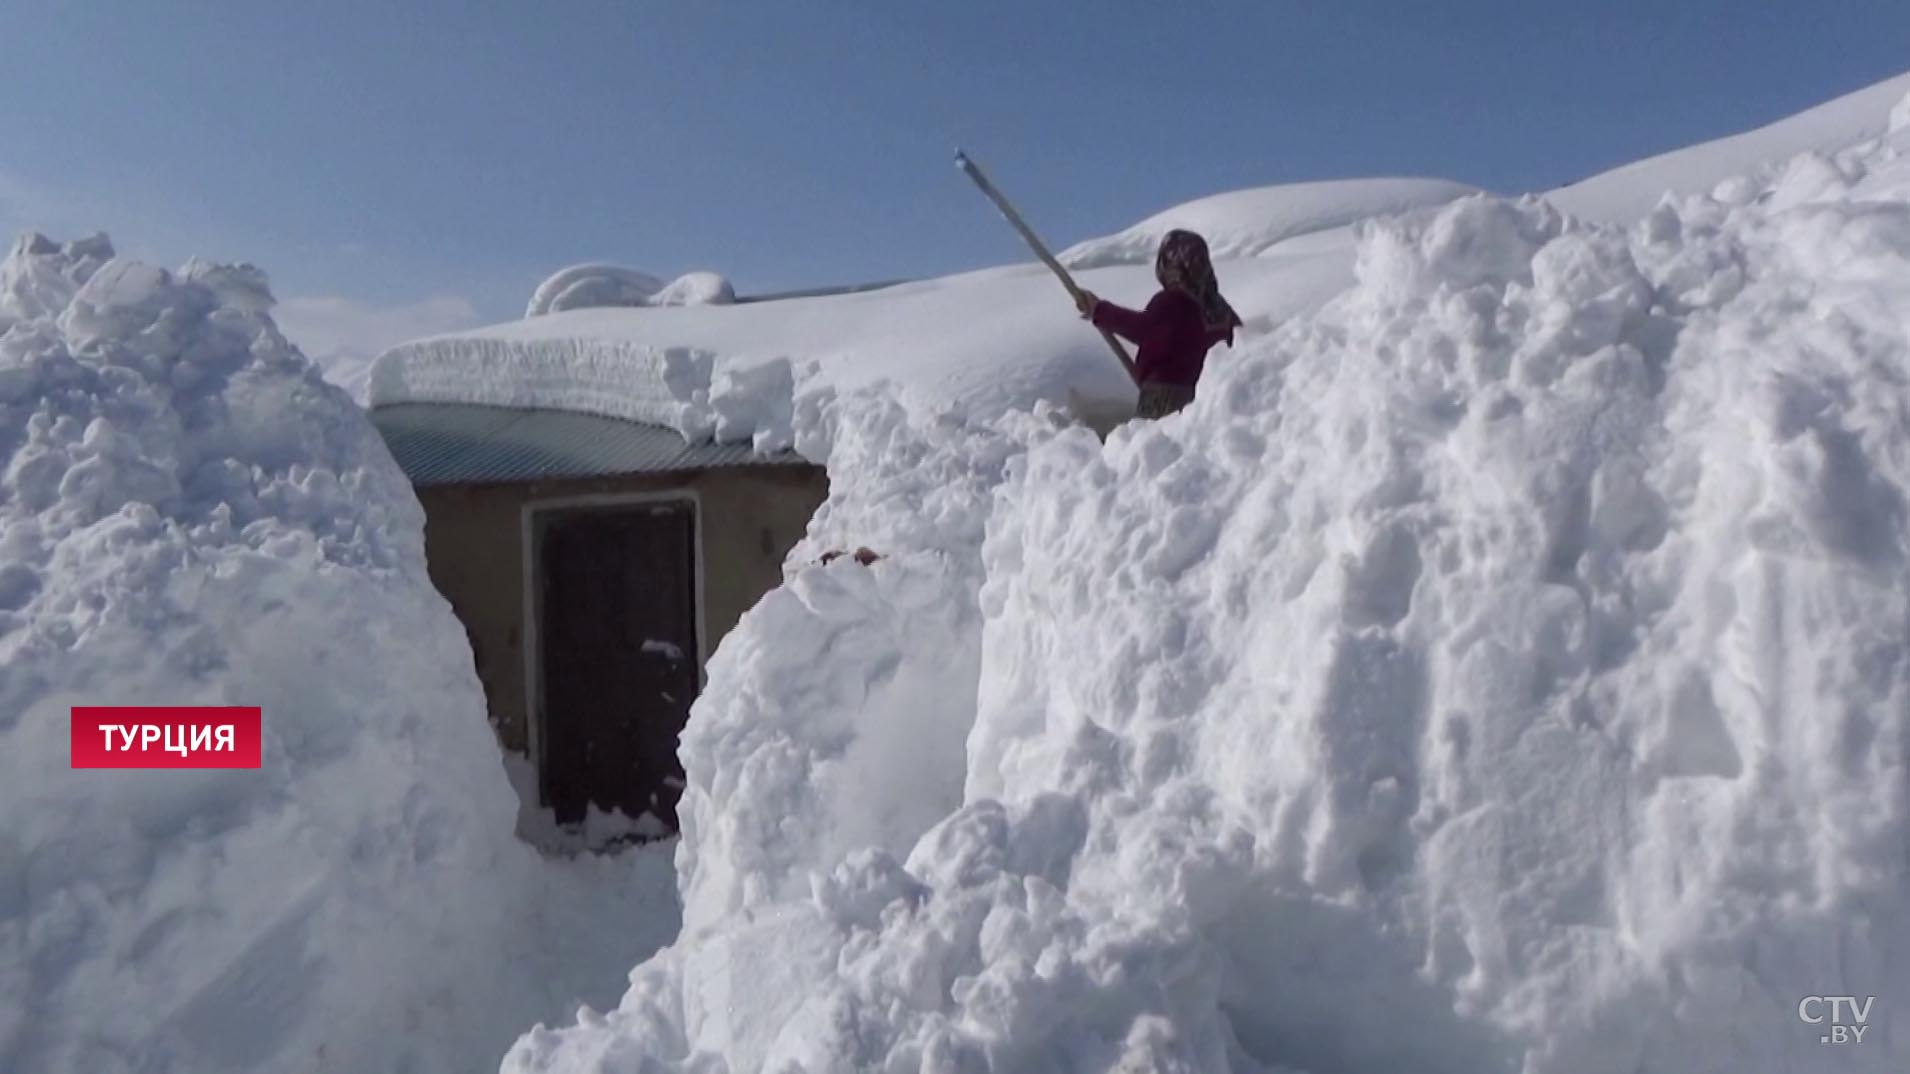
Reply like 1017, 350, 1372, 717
366, 402, 829, 848
529, 495, 700, 829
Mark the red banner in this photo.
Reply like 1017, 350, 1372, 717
71, 707, 263, 769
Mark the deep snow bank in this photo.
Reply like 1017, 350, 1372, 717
0, 233, 677, 1074
504, 111, 1910, 1073
674, 388, 1075, 937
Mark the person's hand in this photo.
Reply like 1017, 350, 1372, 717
1074, 290, 1098, 319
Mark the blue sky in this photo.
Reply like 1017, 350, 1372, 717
1, 1, 1907, 353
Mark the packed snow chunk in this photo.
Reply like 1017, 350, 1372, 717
708, 357, 794, 451
178, 257, 275, 314
526, 262, 665, 317
652, 270, 736, 307
1892, 90, 1910, 134
507, 117, 1910, 1074
0, 235, 676, 1074
0, 230, 114, 329
1061, 176, 1480, 269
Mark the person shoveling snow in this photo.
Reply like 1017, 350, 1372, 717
1074, 228, 1243, 418
956, 152, 1241, 423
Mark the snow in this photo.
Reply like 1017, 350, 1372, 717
369, 73, 1910, 438
502, 753, 676, 852
527, 265, 737, 318
371, 177, 1493, 435
303, 344, 378, 402
12, 61, 1910, 1074
501, 100, 1910, 1072
672, 395, 1073, 938
1059, 176, 1482, 269
369, 338, 798, 450
371, 337, 718, 437
372, 251, 1358, 436
1548, 70, 1910, 223
653, 271, 736, 307
273, 294, 484, 406
641, 639, 686, 660
710, 356, 795, 452
527, 263, 664, 317
0, 231, 115, 326
0, 234, 679, 1074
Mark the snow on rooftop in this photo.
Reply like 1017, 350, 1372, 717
525, 264, 737, 319
364, 75, 1910, 446
526, 263, 663, 317
373, 77, 1910, 441
367, 173, 1519, 436
369, 238, 1374, 437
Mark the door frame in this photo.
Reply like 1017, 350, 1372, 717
519, 488, 706, 806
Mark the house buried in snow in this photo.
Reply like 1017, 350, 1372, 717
368, 402, 826, 833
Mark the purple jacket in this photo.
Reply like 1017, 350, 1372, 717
1090, 289, 1232, 387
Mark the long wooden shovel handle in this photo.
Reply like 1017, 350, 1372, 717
955, 149, 1140, 387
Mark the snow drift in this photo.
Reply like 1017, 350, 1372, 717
0, 233, 676, 1074
503, 96, 1910, 1073
1548, 69, 1910, 222
1060, 176, 1480, 269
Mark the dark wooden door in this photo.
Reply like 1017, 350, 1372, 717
537, 500, 699, 829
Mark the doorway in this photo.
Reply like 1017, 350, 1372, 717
529, 496, 700, 830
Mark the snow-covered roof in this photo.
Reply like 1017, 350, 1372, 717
369, 246, 1367, 425
369, 403, 808, 487
359, 75, 1910, 434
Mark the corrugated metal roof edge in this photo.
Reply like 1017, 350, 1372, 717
367, 402, 814, 487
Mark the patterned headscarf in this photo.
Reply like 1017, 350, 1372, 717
1155, 229, 1242, 341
